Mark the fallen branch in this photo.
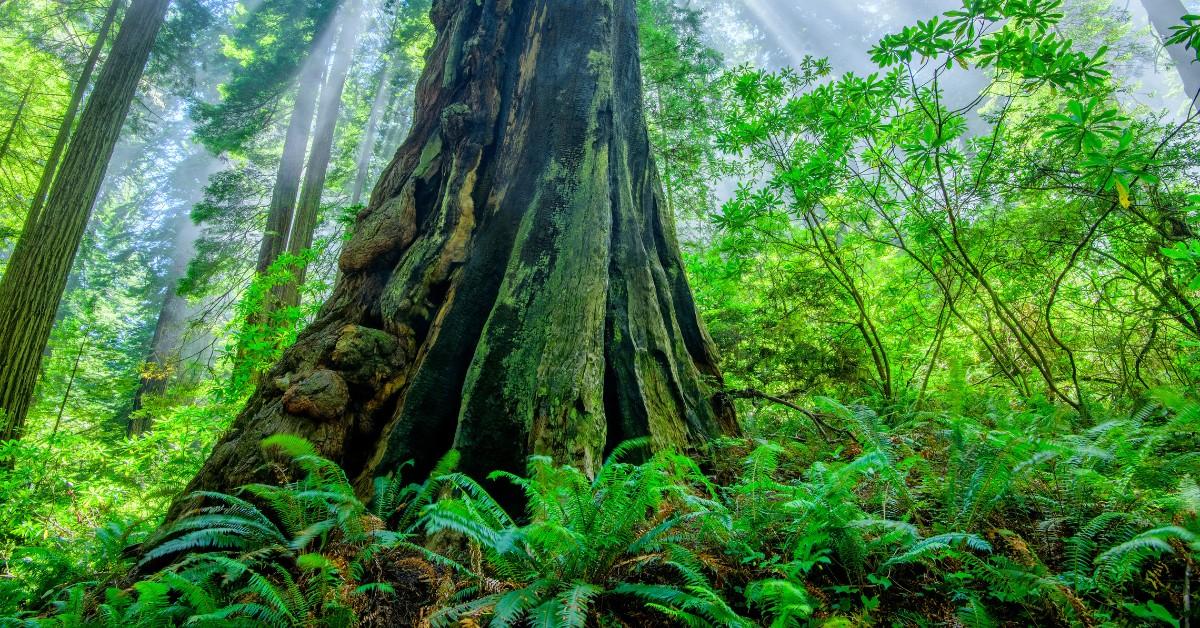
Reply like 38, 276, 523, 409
726, 389, 851, 442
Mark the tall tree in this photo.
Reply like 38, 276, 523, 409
278, 0, 365, 308
0, 0, 172, 442
350, 61, 395, 207
126, 148, 221, 436
167, 0, 737, 516
1142, 0, 1200, 104
255, 32, 333, 277
187, 0, 341, 279
27, 0, 125, 227
349, 0, 433, 206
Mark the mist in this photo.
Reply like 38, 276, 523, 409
703, 0, 1197, 115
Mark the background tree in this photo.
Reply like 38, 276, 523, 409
277, 0, 366, 309
26, 0, 125, 226
178, 0, 431, 395
349, 0, 433, 206
0, 0, 173, 441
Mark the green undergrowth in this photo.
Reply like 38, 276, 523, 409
2, 393, 1199, 626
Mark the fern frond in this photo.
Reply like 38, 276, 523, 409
556, 582, 602, 628
885, 533, 992, 567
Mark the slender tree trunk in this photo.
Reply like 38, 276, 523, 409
127, 242, 192, 436
378, 96, 411, 161
278, 0, 365, 308
255, 30, 334, 276
351, 59, 394, 206
164, 0, 737, 522
0, 80, 33, 166
127, 150, 217, 435
29, 0, 124, 227
349, 0, 404, 207
126, 287, 190, 435
1143, 0, 1200, 106
0, 0, 170, 442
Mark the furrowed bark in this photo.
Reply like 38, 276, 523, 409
0, 0, 171, 441
165, 0, 736, 522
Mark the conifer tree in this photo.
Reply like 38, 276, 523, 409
277, 0, 366, 308
169, 0, 737, 514
0, 0, 172, 441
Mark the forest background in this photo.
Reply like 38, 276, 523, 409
2, 0, 1200, 625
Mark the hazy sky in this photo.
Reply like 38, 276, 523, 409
709, 0, 1197, 116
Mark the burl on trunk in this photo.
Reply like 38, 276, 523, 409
174, 0, 736, 512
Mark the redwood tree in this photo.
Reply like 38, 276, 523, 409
278, 0, 366, 308
171, 0, 736, 511
28, 0, 125, 226
0, 0, 171, 441
256, 31, 333, 276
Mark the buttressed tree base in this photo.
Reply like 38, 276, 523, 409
172, 0, 737, 512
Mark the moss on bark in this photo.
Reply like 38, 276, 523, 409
165, 0, 736, 522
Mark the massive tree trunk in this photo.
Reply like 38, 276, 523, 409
169, 0, 736, 516
0, 0, 170, 442
1143, 0, 1200, 106
278, 0, 365, 308
29, 0, 125, 227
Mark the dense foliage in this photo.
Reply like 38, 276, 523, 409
1, 0, 1199, 625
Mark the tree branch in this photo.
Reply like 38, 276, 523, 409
726, 389, 850, 442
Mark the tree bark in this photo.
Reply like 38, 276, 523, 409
255, 29, 334, 276
0, 0, 170, 442
167, 0, 736, 519
278, 0, 365, 308
1143, 0, 1200, 106
28, 0, 125, 227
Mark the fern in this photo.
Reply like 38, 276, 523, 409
884, 532, 993, 567
556, 582, 602, 628
418, 442, 746, 626
373, 449, 460, 531
1095, 526, 1196, 585
745, 578, 817, 627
